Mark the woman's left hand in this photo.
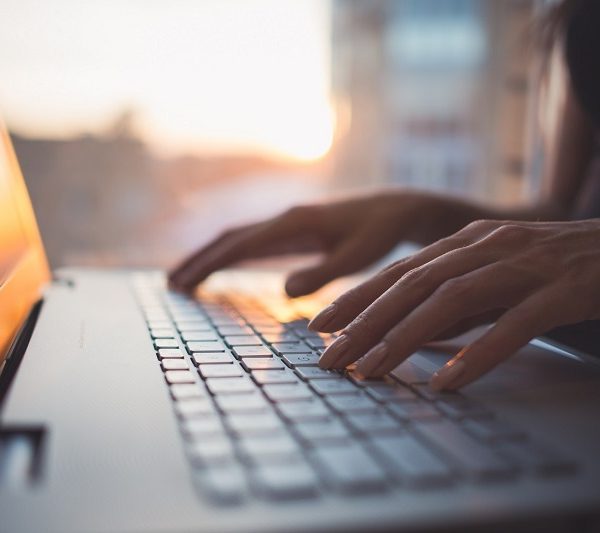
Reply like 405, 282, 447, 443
310, 219, 600, 390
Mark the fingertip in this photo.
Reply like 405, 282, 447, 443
285, 275, 318, 298
429, 358, 466, 391
308, 304, 336, 331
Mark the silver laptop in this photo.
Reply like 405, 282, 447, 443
1, 120, 600, 533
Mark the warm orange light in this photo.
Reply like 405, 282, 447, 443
0, 124, 50, 364
2, 1, 332, 162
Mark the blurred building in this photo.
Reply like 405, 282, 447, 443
330, 0, 537, 204
12, 112, 324, 268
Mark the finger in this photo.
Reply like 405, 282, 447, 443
285, 225, 398, 298
430, 310, 502, 341
311, 218, 544, 333
318, 244, 500, 370
170, 226, 262, 291
355, 262, 539, 377
430, 284, 577, 390
309, 230, 479, 332
171, 210, 316, 291
168, 225, 251, 290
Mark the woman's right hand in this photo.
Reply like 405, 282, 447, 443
168, 190, 482, 297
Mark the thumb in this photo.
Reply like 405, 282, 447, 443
284, 230, 393, 297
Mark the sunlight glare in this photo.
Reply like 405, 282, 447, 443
0, 0, 333, 161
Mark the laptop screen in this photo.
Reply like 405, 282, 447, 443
0, 124, 49, 366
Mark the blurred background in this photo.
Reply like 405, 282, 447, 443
0, 0, 545, 268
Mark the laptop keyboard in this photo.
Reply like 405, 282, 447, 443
132, 274, 576, 505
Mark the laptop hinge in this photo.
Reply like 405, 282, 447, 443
0, 299, 43, 408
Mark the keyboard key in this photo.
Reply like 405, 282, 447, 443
435, 398, 492, 420
272, 342, 312, 355
176, 320, 211, 331
150, 328, 175, 339
215, 393, 270, 413
206, 377, 256, 395
252, 370, 299, 385
179, 324, 213, 334
252, 463, 319, 500
172, 312, 206, 323
181, 416, 224, 438
412, 384, 460, 402
161, 359, 189, 371
495, 440, 576, 477
391, 359, 432, 384
238, 433, 300, 463
413, 420, 516, 481
170, 383, 207, 400
224, 335, 263, 346
281, 353, 322, 367
294, 420, 351, 444
145, 311, 169, 321
188, 341, 227, 353
262, 333, 300, 344
462, 419, 527, 443
254, 324, 287, 335
147, 320, 172, 329
157, 348, 185, 359
276, 399, 331, 422
326, 394, 379, 414
369, 434, 453, 487
198, 464, 246, 505
199, 364, 244, 379
312, 444, 388, 493
286, 321, 312, 337
165, 370, 196, 384
295, 367, 344, 381
188, 437, 235, 466
217, 325, 254, 336
310, 379, 359, 396
226, 413, 284, 435
263, 384, 313, 402
345, 412, 403, 435
233, 346, 273, 358
387, 402, 441, 422
181, 331, 220, 342
193, 353, 235, 365
242, 358, 285, 371
305, 335, 334, 350
175, 398, 217, 418
210, 316, 246, 327
364, 383, 418, 403
155, 338, 179, 349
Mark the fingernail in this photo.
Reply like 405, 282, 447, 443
356, 342, 388, 377
430, 358, 465, 391
308, 304, 336, 331
319, 334, 349, 369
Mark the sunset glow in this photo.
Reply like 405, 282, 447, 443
0, 0, 333, 161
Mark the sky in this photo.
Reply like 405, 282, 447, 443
0, 0, 333, 161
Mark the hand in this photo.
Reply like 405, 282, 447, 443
169, 190, 472, 297
310, 219, 600, 390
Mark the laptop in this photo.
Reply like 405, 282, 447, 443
1, 120, 600, 533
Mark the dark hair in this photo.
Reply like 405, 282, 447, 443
535, 0, 581, 52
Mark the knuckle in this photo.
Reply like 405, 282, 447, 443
398, 266, 432, 291
435, 276, 472, 300
345, 310, 377, 339
334, 287, 364, 312
489, 223, 529, 242
282, 204, 310, 222
217, 227, 236, 240
464, 219, 497, 234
